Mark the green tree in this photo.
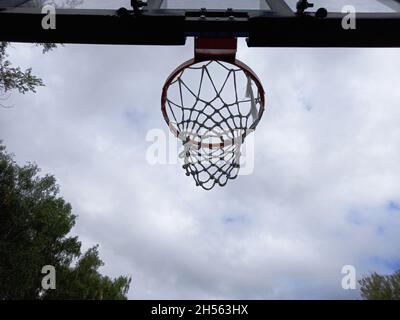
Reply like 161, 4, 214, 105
1, 1, 84, 104
1, 36, 63, 107
0, 143, 131, 299
0, 42, 44, 98
44, 246, 131, 300
359, 270, 400, 300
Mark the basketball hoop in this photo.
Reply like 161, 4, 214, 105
161, 38, 266, 190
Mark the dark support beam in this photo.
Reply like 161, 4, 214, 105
248, 13, 400, 47
0, 9, 186, 45
1, 8, 400, 47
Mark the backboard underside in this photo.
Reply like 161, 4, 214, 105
1, 0, 400, 47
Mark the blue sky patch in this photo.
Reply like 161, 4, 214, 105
387, 201, 400, 212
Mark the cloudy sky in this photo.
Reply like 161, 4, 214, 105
1, 33, 400, 299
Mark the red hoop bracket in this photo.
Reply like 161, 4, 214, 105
194, 37, 237, 63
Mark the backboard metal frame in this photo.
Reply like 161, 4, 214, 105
0, 0, 400, 47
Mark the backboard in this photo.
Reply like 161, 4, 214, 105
1, 0, 400, 46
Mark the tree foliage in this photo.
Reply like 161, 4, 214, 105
0, 40, 62, 108
0, 143, 131, 299
44, 246, 131, 300
359, 270, 400, 300
0, 42, 44, 96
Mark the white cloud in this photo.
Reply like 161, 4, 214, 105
1, 40, 400, 299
